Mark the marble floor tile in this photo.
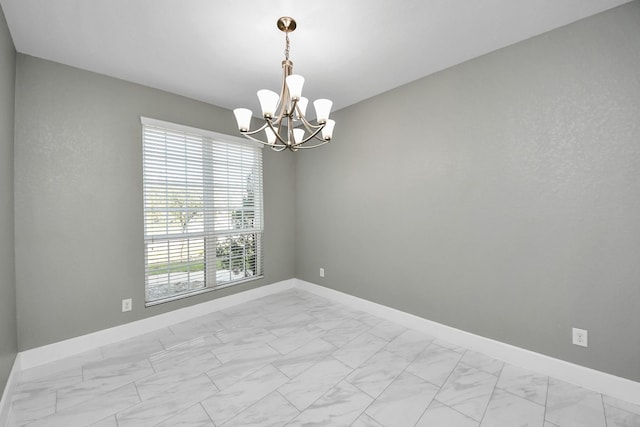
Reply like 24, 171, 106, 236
89, 415, 118, 427
208, 336, 273, 361
406, 342, 464, 386
160, 329, 219, 350
603, 395, 640, 427
6, 289, 637, 427
262, 312, 318, 337
321, 318, 371, 348
432, 338, 468, 353
206, 343, 281, 390
496, 364, 548, 405
168, 317, 221, 338
8, 390, 56, 426
267, 324, 327, 355
603, 404, 640, 427
26, 383, 140, 427
435, 363, 499, 421
196, 310, 229, 328
416, 401, 480, 427
350, 310, 385, 327
353, 412, 385, 427
312, 316, 350, 332
367, 320, 407, 341
332, 332, 389, 369
154, 403, 214, 427
116, 374, 217, 427
100, 329, 171, 360
223, 391, 299, 427
272, 338, 336, 379
200, 364, 289, 426
545, 378, 606, 427
217, 306, 273, 329
346, 349, 411, 398
278, 357, 353, 410
383, 329, 434, 362
365, 371, 439, 427
213, 326, 277, 346
480, 388, 545, 427
57, 357, 154, 410
286, 380, 373, 427
461, 350, 505, 376
15, 367, 83, 396
149, 338, 220, 373
603, 395, 640, 416
136, 359, 218, 401
18, 348, 103, 383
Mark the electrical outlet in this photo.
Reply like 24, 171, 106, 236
319, 268, 325, 278
572, 328, 588, 347
122, 298, 132, 312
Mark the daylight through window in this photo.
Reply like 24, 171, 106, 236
141, 117, 264, 304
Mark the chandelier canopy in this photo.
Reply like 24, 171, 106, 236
233, 17, 335, 152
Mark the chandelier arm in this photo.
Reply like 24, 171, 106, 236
288, 115, 296, 146
241, 132, 281, 147
241, 122, 269, 137
294, 126, 323, 146
239, 121, 289, 148
313, 132, 330, 142
293, 115, 325, 145
271, 144, 288, 152
266, 119, 291, 147
297, 112, 324, 131
293, 140, 331, 149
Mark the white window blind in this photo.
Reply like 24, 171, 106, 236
142, 118, 263, 304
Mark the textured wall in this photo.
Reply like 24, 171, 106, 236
295, 3, 640, 381
0, 4, 17, 393
14, 55, 295, 350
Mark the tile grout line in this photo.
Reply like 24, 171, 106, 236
542, 375, 550, 425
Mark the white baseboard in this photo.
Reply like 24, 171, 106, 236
19, 279, 295, 370
294, 279, 640, 407
0, 354, 21, 426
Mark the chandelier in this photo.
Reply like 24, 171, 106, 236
233, 17, 335, 151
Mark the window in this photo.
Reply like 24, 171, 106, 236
141, 117, 264, 305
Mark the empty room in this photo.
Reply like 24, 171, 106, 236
0, 1, 639, 426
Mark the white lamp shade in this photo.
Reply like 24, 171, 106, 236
321, 119, 335, 140
233, 108, 252, 131
257, 89, 279, 118
296, 97, 309, 118
265, 127, 276, 144
286, 75, 305, 100
313, 99, 333, 123
293, 128, 305, 143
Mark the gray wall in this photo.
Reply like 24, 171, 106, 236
0, 4, 18, 395
14, 55, 295, 350
0, 4, 17, 393
295, 2, 640, 382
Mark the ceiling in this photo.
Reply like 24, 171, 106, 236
0, 0, 632, 115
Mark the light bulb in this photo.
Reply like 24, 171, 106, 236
233, 108, 252, 132
321, 119, 335, 140
265, 127, 276, 144
286, 75, 305, 100
257, 89, 279, 118
296, 97, 309, 118
293, 128, 305, 143
314, 99, 332, 124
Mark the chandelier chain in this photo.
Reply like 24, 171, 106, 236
285, 32, 290, 61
